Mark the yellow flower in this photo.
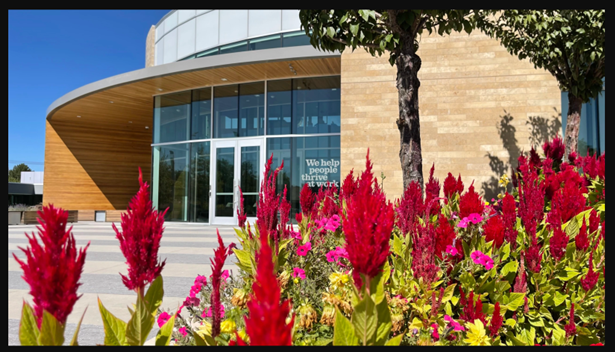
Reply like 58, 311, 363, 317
463, 319, 491, 346
329, 272, 349, 289
220, 319, 236, 334
196, 321, 212, 339
499, 174, 509, 188
293, 278, 299, 284
237, 329, 249, 343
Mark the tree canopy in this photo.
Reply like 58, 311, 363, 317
9, 163, 32, 183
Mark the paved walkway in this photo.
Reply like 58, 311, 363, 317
8, 221, 239, 346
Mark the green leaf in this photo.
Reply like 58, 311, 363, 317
70, 307, 88, 346
385, 333, 404, 346
339, 13, 348, 25
505, 318, 516, 328
38, 309, 65, 346
126, 294, 155, 346
478, 279, 496, 294
98, 298, 127, 346
551, 327, 565, 346
155, 313, 175, 346
501, 260, 518, 276
144, 275, 164, 315
351, 293, 377, 345
506, 332, 527, 346
349, 23, 359, 37
441, 283, 457, 304
19, 301, 40, 346
506, 293, 526, 311
500, 243, 511, 262
193, 332, 209, 346
333, 309, 359, 346
393, 235, 403, 257
557, 268, 580, 282
358, 10, 369, 22
374, 299, 392, 345
327, 27, 336, 38
553, 291, 567, 307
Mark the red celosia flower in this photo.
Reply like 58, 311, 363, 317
435, 214, 457, 260
425, 163, 441, 216
550, 178, 587, 224
565, 304, 576, 338
549, 213, 569, 262
343, 150, 395, 290
395, 181, 425, 235
278, 186, 291, 239
13, 204, 90, 327
460, 291, 486, 325
513, 254, 528, 293
412, 223, 439, 287
430, 287, 445, 317
256, 155, 282, 249
443, 173, 463, 199
529, 147, 542, 169
340, 169, 357, 204
315, 182, 339, 219
568, 151, 578, 164
113, 167, 167, 294
588, 210, 600, 236
244, 228, 294, 345
580, 252, 599, 292
237, 187, 247, 229
525, 242, 542, 274
575, 221, 590, 251
299, 183, 315, 218
210, 230, 231, 337
489, 302, 503, 337
517, 161, 545, 236
502, 193, 518, 249
483, 213, 505, 248
542, 136, 565, 163
458, 181, 484, 220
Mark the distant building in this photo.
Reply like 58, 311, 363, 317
8, 171, 43, 206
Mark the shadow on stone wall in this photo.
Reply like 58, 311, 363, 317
481, 108, 561, 201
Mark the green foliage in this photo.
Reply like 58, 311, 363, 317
299, 9, 475, 65
475, 10, 605, 102
9, 163, 31, 183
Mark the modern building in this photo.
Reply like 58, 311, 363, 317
44, 10, 605, 225
9, 172, 44, 206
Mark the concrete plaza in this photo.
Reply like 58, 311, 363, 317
8, 221, 239, 346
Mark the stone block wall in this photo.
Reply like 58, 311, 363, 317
340, 29, 562, 201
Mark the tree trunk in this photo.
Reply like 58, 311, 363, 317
563, 92, 583, 159
395, 36, 424, 192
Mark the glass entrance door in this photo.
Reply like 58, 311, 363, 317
211, 139, 263, 225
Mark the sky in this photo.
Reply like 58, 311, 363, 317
8, 10, 170, 172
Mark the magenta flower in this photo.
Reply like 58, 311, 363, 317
183, 296, 200, 307
335, 246, 348, 258
296, 242, 312, 256
471, 251, 486, 264
444, 315, 465, 331
195, 275, 207, 286
468, 213, 483, 224
221, 269, 230, 282
203, 305, 225, 318
290, 229, 302, 240
458, 218, 469, 228
292, 267, 306, 280
179, 326, 188, 337
483, 256, 495, 270
326, 250, 337, 262
323, 215, 341, 231
157, 311, 171, 328
13, 204, 90, 328
446, 245, 459, 256
431, 323, 440, 341
113, 167, 167, 294
209, 230, 231, 337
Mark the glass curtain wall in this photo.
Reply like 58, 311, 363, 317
152, 75, 341, 222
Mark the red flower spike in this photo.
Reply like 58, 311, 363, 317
278, 186, 291, 239
244, 227, 294, 345
580, 252, 599, 292
340, 169, 357, 203
575, 221, 590, 252
315, 182, 339, 219
299, 183, 315, 218
425, 163, 441, 216
517, 162, 545, 236
542, 136, 565, 163
13, 204, 90, 327
460, 291, 486, 325
237, 187, 247, 229
113, 167, 167, 294
565, 304, 576, 338
502, 193, 518, 249
343, 150, 395, 290
483, 213, 505, 248
458, 181, 484, 220
210, 229, 230, 337
256, 155, 283, 249
588, 210, 600, 236
513, 254, 528, 293
489, 302, 503, 337
411, 223, 439, 287
549, 214, 569, 262
443, 173, 457, 199
525, 243, 542, 274
529, 147, 542, 168
435, 214, 456, 260
395, 181, 425, 235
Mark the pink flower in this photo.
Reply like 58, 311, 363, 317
444, 315, 465, 331
335, 246, 348, 258
194, 275, 207, 286
221, 270, 230, 282
290, 229, 302, 240
326, 250, 337, 262
483, 256, 495, 270
179, 326, 188, 337
203, 305, 225, 318
431, 323, 440, 341
458, 218, 469, 228
446, 245, 459, 256
296, 242, 312, 256
324, 215, 341, 231
183, 296, 200, 307
292, 267, 306, 280
471, 251, 486, 264
157, 311, 171, 328
468, 213, 483, 224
